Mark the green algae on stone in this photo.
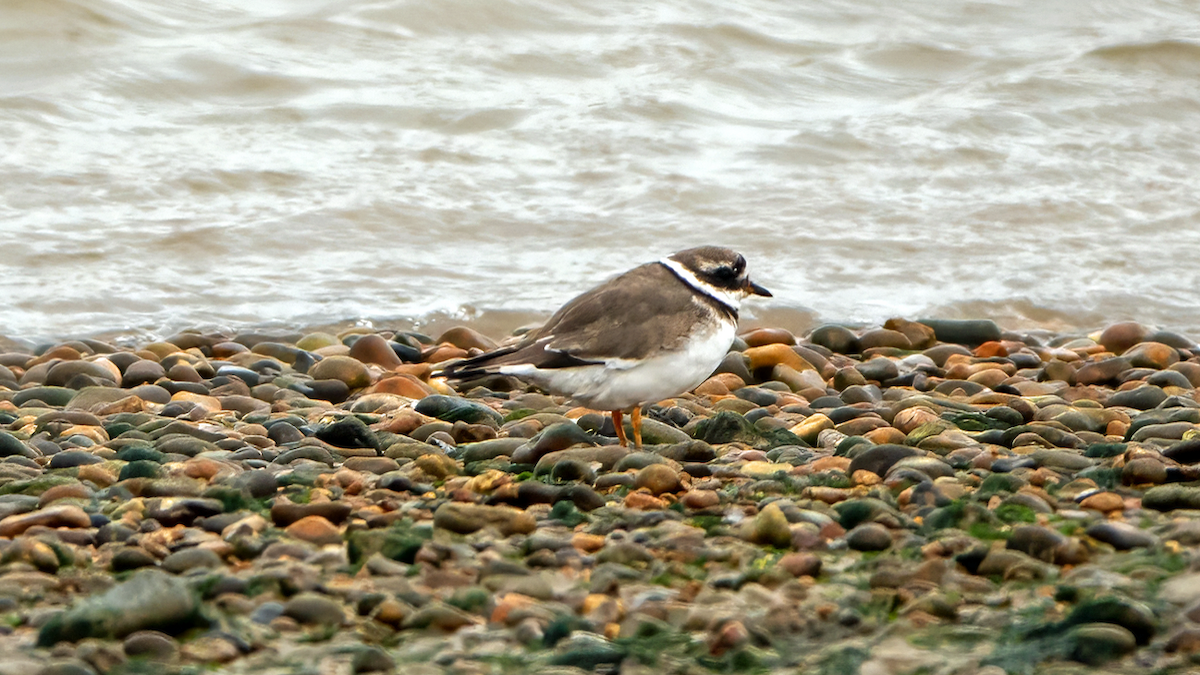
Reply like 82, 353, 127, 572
694, 411, 805, 449
37, 569, 203, 646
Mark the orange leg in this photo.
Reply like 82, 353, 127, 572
612, 410, 627, 446
631, 406, 643, 448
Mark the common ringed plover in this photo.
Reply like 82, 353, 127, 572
439, 246, 771, 446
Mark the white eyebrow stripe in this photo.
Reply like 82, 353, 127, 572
658, 257, 741, 313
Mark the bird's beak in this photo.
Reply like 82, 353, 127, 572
745, 278, 772, 297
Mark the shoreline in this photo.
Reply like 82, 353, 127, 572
0, 300, 1171, 354
0, 316, 1198, 673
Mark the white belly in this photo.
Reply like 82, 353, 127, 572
500, 319, 736, 411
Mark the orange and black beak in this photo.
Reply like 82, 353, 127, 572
745, 279, 772, 297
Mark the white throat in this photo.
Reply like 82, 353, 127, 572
658, 258, 742, 313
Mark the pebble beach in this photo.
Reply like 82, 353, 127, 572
2, 317, 1200, 675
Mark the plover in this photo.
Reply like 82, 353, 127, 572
438, 246, 771, 447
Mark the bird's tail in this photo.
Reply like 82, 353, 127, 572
432, 344, 523, 382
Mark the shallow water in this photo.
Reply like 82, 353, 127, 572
3, 0, 1200, 343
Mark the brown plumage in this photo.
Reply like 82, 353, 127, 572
438, 246, 771, 446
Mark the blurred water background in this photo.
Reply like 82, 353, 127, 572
3, 0, 1200, 344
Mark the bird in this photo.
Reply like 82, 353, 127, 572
437, 246, 771, 447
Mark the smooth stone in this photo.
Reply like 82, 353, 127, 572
632, 464, 681, 495
1071, 622, 1138, 665
1006, 525, 1069, 563
270, 500, 352, 527
0, 504, 92, 537
250, 602, 285, 624
1129, 421, 1195, 442
1085, 521, 1158, 550
855, 358, 899, 383
48, 450, 104, 468
273, 445, 336, 465
1098, 322, 1150, 355
145, 498, 224, 526
307, 355, 371, 388
295, 333, 340, 351
0, 494, 40, 520
267, 422, 305, 445
833, 498, 894, 530
1170, 362, 1200, 387
122, 360, 166, 387
414, 395, 503, 425
165, 362, 203, 383
847, 444, 921, 477
460, 438, 526, 463
237, 470, 278, 498
747, 502, 792, 548
656, 439, 717, 463
433, 502, 536, 535
180, 633, 241, 663
1122, 457, 1168, 484
1029, 448, 1093, 470
215, 365, 261, 386
1063, 596, 1155, 645
887, 456, 953, 479
249, 341, 303, 363
342, 456, 400, 474
161, 548, 223, 574
694, 411, 804, 450
352, 646, 397, 673
283, 593, 345, 625
741, 327, 797, 347
548, 458, 597, 484
286, 515, 343, 546
714, 351, 754, 382
491, 480, 563, 507
808, 325, 861, 354
778, 552, 822, 577
512, 423, 599, 464
632, 418, 691, 445
37, 569, 202, 645
744, 343, 814, 373
1075, 357, 1132, 386
1124, 341, 1181, 369
348, 334, 403, 369
314, 415, 380, 451
154, 436, 220, 457
376, 472, 431, 494
1107, 385, 1168, 410
535, 447, 631, 477
858, 328, 912, 351
111, 547, 159, 572
681, 489, 721, 510
436, 326, 498, 351
845, 523, 892, 551
122, 630, 179, 660
1079, 491, 1124, 512
1146, 369, 1194, 388
216, 395, 269, 415
0, 432, 39, 459
1163, 438, 1200, 464
917, 319, 1001, 346
46, 360, 119, 388
971, 548, 1053, 580
13, 386, 75, 407
883, 317, 938, 349
1142, 485, 1200, 511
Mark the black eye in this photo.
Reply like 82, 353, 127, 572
712, 265, 737, 280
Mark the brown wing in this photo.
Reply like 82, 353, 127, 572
539, 262, 713, 361
439, 261, 715, 381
